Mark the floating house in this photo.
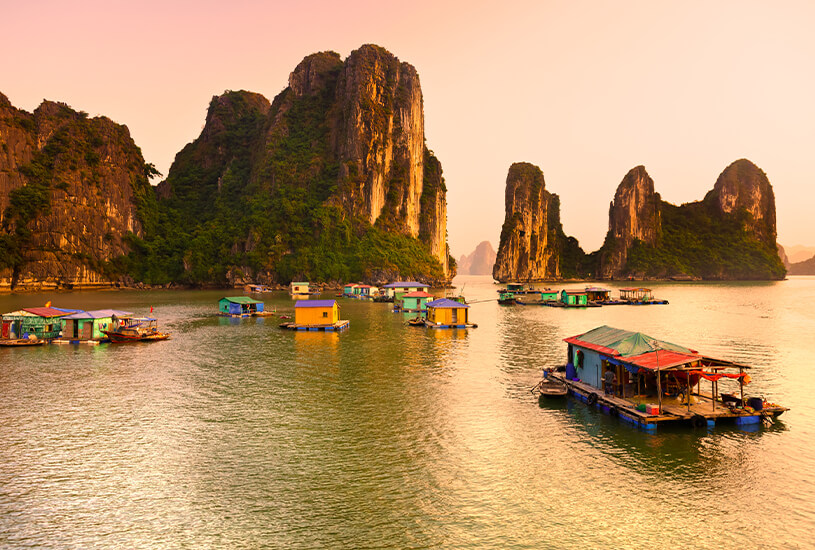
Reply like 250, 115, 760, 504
585, 287, 611, 302
398, 291, 434, 313
280, 300, 349, 331
560, 289, 589, 307
500, 282, 537, 295
619, 287, 668, 305
290, 282, 318, 296
57, 309, 133, 343
516, 289, 560, 306
549, 325, 787, 431
245, 284, 273, 293
218, 296, 267, 317
381, 282, 430, 300
424, 298, 477, 328
342, 284, 358, 296
353, 284, 377, 299
1, 307, 74, 341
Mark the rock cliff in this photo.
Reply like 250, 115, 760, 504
0, 93, 154, 290
596, 159, 785, 280
142, 44, 450, 285
458, 241, 497, 275
597, 166, 661, 278
493, 163, 576, 282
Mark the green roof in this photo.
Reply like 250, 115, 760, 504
570, 325, 693, 357
220, 296, 263, 304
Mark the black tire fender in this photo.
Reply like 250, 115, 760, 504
608, 405, 618, 417
691, 414, 706, 428
587, 392, 598, 406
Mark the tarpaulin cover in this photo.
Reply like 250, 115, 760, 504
564, 325, 694, 357
688, 370, 749, 382
624, 349, 701, 370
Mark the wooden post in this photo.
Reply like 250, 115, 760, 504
687, 373, 691, 414
739, 367, 744, 406
656, 349, 662, 415
712, 379, 716, 412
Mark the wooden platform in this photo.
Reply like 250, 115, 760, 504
279, 320, 350, 331
549, 372, 787, 431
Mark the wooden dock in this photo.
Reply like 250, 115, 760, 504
279, 320, 350, 332
549, 372, 787, 431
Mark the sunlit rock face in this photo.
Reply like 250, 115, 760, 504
598, 165, 661, 279
493, 163, 562, 282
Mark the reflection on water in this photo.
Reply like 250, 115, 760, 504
0, 279, 814, 548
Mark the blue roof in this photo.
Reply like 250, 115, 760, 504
382, 281, 429, 288
295, 300, 336, 308
426, 298, 470, 309
62, 309, 133, 320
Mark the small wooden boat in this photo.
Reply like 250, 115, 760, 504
102, 317, 170, 343
532, 377, 568, 397
406, 317, 425, 327
0, 338, 47, 347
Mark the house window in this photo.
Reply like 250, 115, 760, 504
322, 312, 328, 318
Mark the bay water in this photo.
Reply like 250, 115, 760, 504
1, 276, 813, 548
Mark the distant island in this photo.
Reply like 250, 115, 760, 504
0, 45, 453, 290
458, 241, 496, 275
494, 159, 786, 281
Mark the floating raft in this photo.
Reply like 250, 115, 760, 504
549, 372, 787, 431
278, 320, 350, 332
421, 320, 477, 329
51, 339, 104, 345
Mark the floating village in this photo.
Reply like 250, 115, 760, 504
0, 280, 787, 432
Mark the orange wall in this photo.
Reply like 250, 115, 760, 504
295, 304, 339, 325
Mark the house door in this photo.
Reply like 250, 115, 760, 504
1, 321, 8, 339
451, 309, 458, 324
81, 322, 93, 340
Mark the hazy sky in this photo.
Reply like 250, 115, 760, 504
4, 0, 814, 257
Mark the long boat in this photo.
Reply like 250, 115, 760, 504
544, 325, 787, 431
0, 338, 47, 347
102, 317, 170, 343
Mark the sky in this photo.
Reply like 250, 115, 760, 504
4, 0, 814, 258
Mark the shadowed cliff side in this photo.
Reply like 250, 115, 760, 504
0, 92, 156, 290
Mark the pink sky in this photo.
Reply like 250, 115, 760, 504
5, 0, 814, 257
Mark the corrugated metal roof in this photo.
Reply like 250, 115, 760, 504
402, 291, 434, 298
624, 349, 702, 370
62, 309, 133, 320
426, 298, 469, 309
382, 282, 429, 288
295, 300, 336, 308
562, 289, 587, 295
22, 307, 72, 318
220, 297, 263, 304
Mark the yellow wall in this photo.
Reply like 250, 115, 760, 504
427, 306, 468, 324
295, 304, 339, 325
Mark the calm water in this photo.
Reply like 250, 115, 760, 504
1, 277, 814, 549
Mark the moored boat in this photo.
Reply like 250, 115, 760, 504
102, 316, 170, 343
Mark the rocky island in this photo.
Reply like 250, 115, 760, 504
0, 44, 453, 290
494, 159, 785, 281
